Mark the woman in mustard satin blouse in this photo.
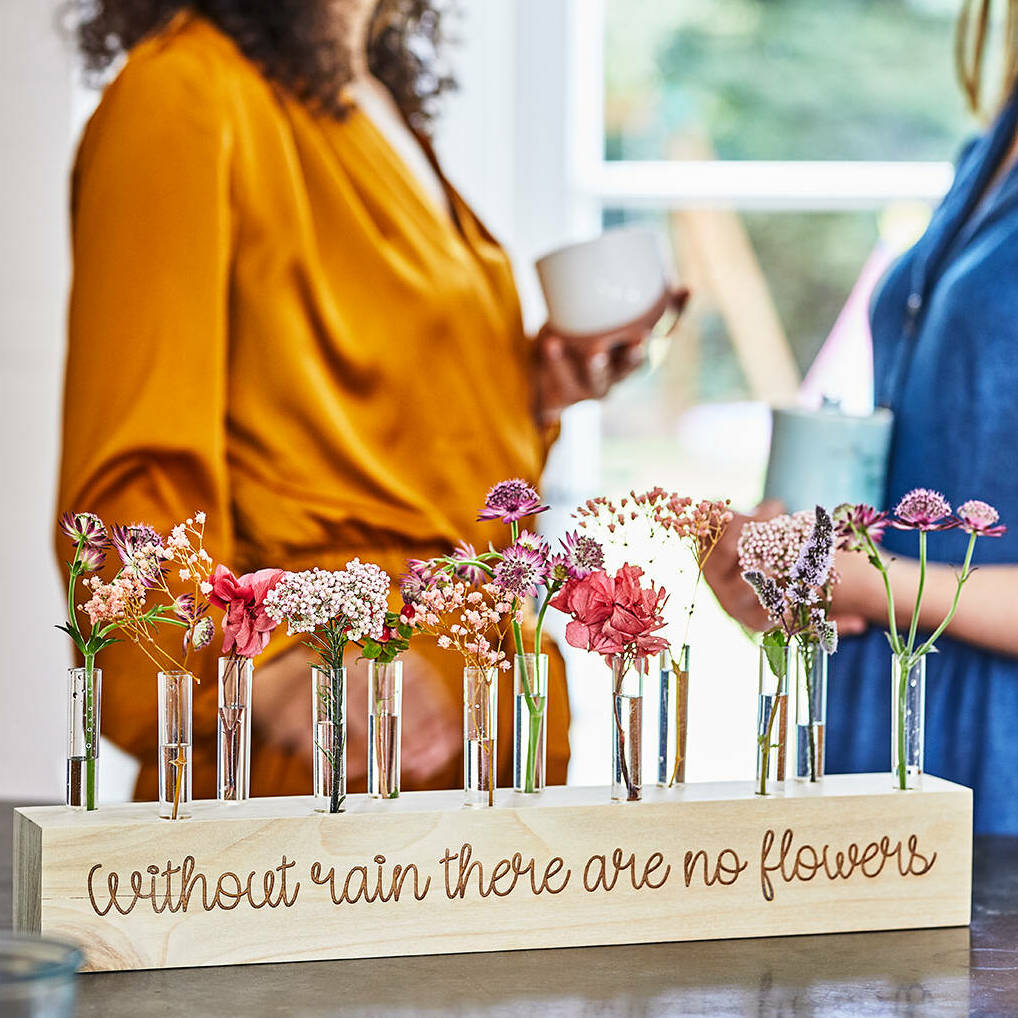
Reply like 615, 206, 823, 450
59, 0, 673, 800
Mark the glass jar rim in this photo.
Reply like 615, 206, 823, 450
0, 934, 83, 983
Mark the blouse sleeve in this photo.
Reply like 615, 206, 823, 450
57, 45, 234, 771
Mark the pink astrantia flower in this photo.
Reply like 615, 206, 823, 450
477, 478, 549, 524
550, 531, 605, 581
957, 500, 1006, 537
208, 564, 285, 658
493, 542, 548, 599
449, 541, 486, 585
892, 489, 956, 531
835, 503, 887, 551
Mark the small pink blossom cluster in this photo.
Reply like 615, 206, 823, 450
576, 488, 733, 566
264, 560, 390, 642
80, 574, 146, 627
576, 487, 686, 538
738, 510, 818, 582
404, 578, 519, 670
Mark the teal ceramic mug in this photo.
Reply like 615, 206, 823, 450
763, 403, 894, 513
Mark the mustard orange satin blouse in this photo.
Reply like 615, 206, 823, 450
58, 13, 567, 798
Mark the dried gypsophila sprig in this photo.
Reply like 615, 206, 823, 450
402, 575, 520, 672
575, 488, 733, 648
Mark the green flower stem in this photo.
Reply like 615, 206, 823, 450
757, 679, 783, 796
906, 530, 928, 657
896, 655, 910, 791
860, 529, 903, 656
914, 531, 977, 657
83, 650, 97, 811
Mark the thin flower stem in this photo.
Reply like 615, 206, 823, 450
861, 529, 903, 656
906, 531, 928, 657
914, 532, 978, 658
83, 651, 97, 811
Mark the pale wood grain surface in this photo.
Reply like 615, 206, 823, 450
13, 774, 972, 973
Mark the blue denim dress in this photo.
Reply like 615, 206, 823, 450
827, 94, 1018, 834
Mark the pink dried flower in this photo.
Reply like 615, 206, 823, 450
550, 564, 668, 661
957, 500, 1006, 537
264, 561, 390, 642
208, 564, 285, 658
892, 489, 956, 531
478, 478, 549, 524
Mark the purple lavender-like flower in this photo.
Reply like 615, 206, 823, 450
742, 569, 785, 625
892, 489, 956, 531
957, 499, 1006, 537
60, 511, 109, 550
493, 543, 547, 599
789, 506, 834, 589
834, 503, 887, 550
810, 608, 839, 654
477, 478, 550, 524
554, 531, 606, 580
450, 541, 486, 585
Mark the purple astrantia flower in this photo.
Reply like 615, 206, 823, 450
190, 616, 215, 651
892, 489, 956, 531
789, 506, 834, 589
493, 543, 547, 599
514, 530, 550, 556
60, 511, 109, 550
554, 531, 606, 581
112, 523, 166, 587
742, 569, 785, 625
957, 499, 1006, 537
477, 478, 550, 524
835, 503, 887, 550
77, 543, 107, 573
173, 593, 208, 625
450, 541, 486, 585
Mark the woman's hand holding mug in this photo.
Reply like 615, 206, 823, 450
534, 227, 688, 424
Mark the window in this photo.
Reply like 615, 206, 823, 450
551, 0, 969, 785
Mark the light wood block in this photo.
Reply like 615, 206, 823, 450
12, 773, 971, 972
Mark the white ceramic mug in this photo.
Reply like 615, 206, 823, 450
536, 227, 673, 337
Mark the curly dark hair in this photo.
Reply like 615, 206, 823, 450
69, 0, 457, 130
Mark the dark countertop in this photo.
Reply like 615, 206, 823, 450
4, 802, 1017, 1018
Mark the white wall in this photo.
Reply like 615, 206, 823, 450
0, 1, 77, 801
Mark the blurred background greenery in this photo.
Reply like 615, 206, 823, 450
601, 0, 972, 413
